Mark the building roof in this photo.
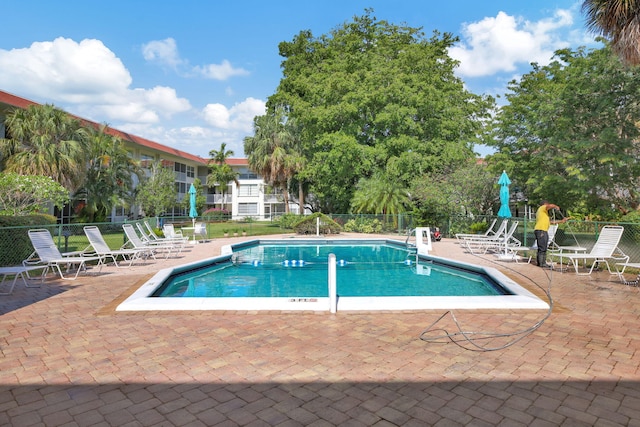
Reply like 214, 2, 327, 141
0, 89, 246, 167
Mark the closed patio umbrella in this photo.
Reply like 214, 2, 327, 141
189, 183, 197, 227
497, 171, 511, 219
497, 171, 512, 256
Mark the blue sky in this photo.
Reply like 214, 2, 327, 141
1, 1, 599, 158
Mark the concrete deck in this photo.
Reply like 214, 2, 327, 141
1, 234, 639, 426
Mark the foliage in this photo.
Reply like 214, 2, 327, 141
343, 217, 383, 234
179, 178, 207, 215
410, 161, 498, 225
244, 108, 305, 214
206, 143, 238, 207
0, 213, 57, 266
490, 43, 640, 219
0, 213, 57, 227
276, 213, 302, 229
135, 162, 178, 217
267, 10, 494, 213
0, 104, 87, 191
470, 221, 490, 234
202, 208, 231, 221
582, 0, 640, 65
292, 212, 343, 235
75, 124, 142, 222
0, 173, 69, 215
351, 172, 409, 215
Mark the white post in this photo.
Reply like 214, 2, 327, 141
316, 217, 320, 236
328, 254, 337, 313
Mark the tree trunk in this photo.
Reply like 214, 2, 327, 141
283, 190, 290, 213
298, 184, 305, 215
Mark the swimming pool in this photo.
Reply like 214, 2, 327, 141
116, 238, 549, 312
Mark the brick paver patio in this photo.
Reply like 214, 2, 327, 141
1, 233, 639, 426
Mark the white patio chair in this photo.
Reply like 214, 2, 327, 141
565, 225, 628, 276
194, 222, 209, 242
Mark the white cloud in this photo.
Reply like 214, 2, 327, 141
202, 97, 265, 131
141, 37, 183, 68
0, 37, 131, 102
0, 37, 191, 124
449, 9, 574, 77
142, 38, 249, 81
195, 59, 250, 80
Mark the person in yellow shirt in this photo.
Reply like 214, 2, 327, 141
534, 200, 567, 268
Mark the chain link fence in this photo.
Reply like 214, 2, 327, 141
1, 214, 639, 266
441, 214, 640, 264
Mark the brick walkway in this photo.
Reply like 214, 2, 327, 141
1, 234, 639, 426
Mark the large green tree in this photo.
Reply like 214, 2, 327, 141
491, 44, 640, 217
0, 104, 87, 191
583, 0, 640, 65
266, 10, 493, 212
410, 162, 498, 226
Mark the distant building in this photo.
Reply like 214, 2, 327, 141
0, 89, 299, 222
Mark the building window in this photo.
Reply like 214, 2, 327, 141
238, 203, 258, 215
187, 165, 195, 178
239, 184, 259, 197
140, 153, 155, 169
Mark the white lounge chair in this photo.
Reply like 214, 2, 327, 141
123, 224, 180, 258
0, 265, 44, 294
141, 221, 188, 245
455, 218, 500, 240
83, 226, 150, 267
24, 229, 102, 280
457, 219, 508, 247
614, 262, 640, 285
565, 225, 628, 276
462, 221, 519, 254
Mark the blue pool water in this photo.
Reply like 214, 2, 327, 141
153, 243, 509, 298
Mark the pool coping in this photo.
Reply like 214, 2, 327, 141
116, 238, 550, 312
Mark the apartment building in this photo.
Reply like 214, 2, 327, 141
0, 90, 296, 221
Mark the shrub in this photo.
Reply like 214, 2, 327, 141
470, 221, 490, 234
293, 213, 342, 235
276, 213, 302, 229
343, 217, 383, 234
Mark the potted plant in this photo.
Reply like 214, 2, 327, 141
223, 228, 229, 237
233, 228, 239, 237
242, 228, 247, 236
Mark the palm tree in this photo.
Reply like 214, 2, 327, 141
583, 0, 640, 65
209, 142, 234, 165
244, 108, 306, 214
351, 173, 410, 225
0, 104, 87, 191
76, 124, 143, 222
206, 143, 238, 210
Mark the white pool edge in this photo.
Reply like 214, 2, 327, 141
116, 239, 549, 312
